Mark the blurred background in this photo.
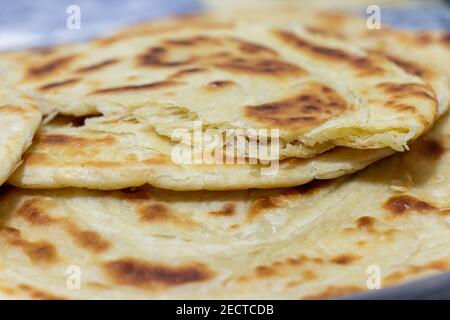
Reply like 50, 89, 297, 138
0, 0, 448, 51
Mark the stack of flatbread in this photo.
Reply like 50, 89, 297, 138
0, 5, 449, 299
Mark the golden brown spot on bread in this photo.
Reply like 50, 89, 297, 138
64, 225, 110, 253
247, 196, 285, 220
355, 216, 377, 230
0, 227, 58, 265
137, 46, 191, 67
0, 104, 29, 114
217, 58, 306, 76
377, 82, 435, 101
76, 59, 118, 73
304, 285, 362, 299
27, 55, 78, 77
383, 195, 436, 215
168, 68, 206, 79
255, 266, 276, 277
38, 134, 116, 146
330, 254, 361, 265
304, 26, 345, 39
386, 55, 426, 77
275, 30, 382, 74
39, 78, 79, 91
235, 40, 278, 56
209, 203, 236, 217
247, 180, 332, 220
21, 152, 50, 165
252, 255, 324, 280
17, 198, 54, 225
137, 203, 171, 223
384, 258, 450, 285
245, 82, 348, 129
18, 284, 64, 300
103, 258, 214, 289
15, 197, 110, 253
164, 35, 221, 46
90, 81, 180, 94
136, 202, 195, 227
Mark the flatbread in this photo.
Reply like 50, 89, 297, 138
1, 111, 449, 299
0, 19, 440, 158
5, 17, 448, 190
0, 89, 41, 186
7, 114, 392, 190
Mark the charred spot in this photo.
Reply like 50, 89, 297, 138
27, 55, 78, 77
90, 81, 180, 94
76, 59, 118, 73
235, 40, 278, 56
25, 241, 58, 265
75, 231, 110, 253
39, 78, 79, 91
39, 134, 80, 145
17, 198, 54, 225
330, 254, 361, 265
168, 68, 207, 79
420, 138, 445, 160
217, 58, 307, 76
245, 83, 348, 128
103, 258, 214, 288
38, 134, 115, 146
205, 80, 236, 89
383, 195, 436, 215
137, 46, 192, 67
1, 227, 58, 265
135, 200, 196, 227
209, 203, 236, 217
355, 216, 376, 229
164, 36, 221, 47
247, 196, 285, 220
275, 31, 382, 74
377, 82, 435, 101
255, 266, 276, 277
387, 55, 425, 77
65, 226, 110, 253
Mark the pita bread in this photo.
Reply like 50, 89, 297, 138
0, 19, 440, 159
0, 89, 41, 186
1, 111, 449, 299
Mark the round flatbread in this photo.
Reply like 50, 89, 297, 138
0, 18, 440, 158
1, 111, 449, 299
3, 16, 447, 190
